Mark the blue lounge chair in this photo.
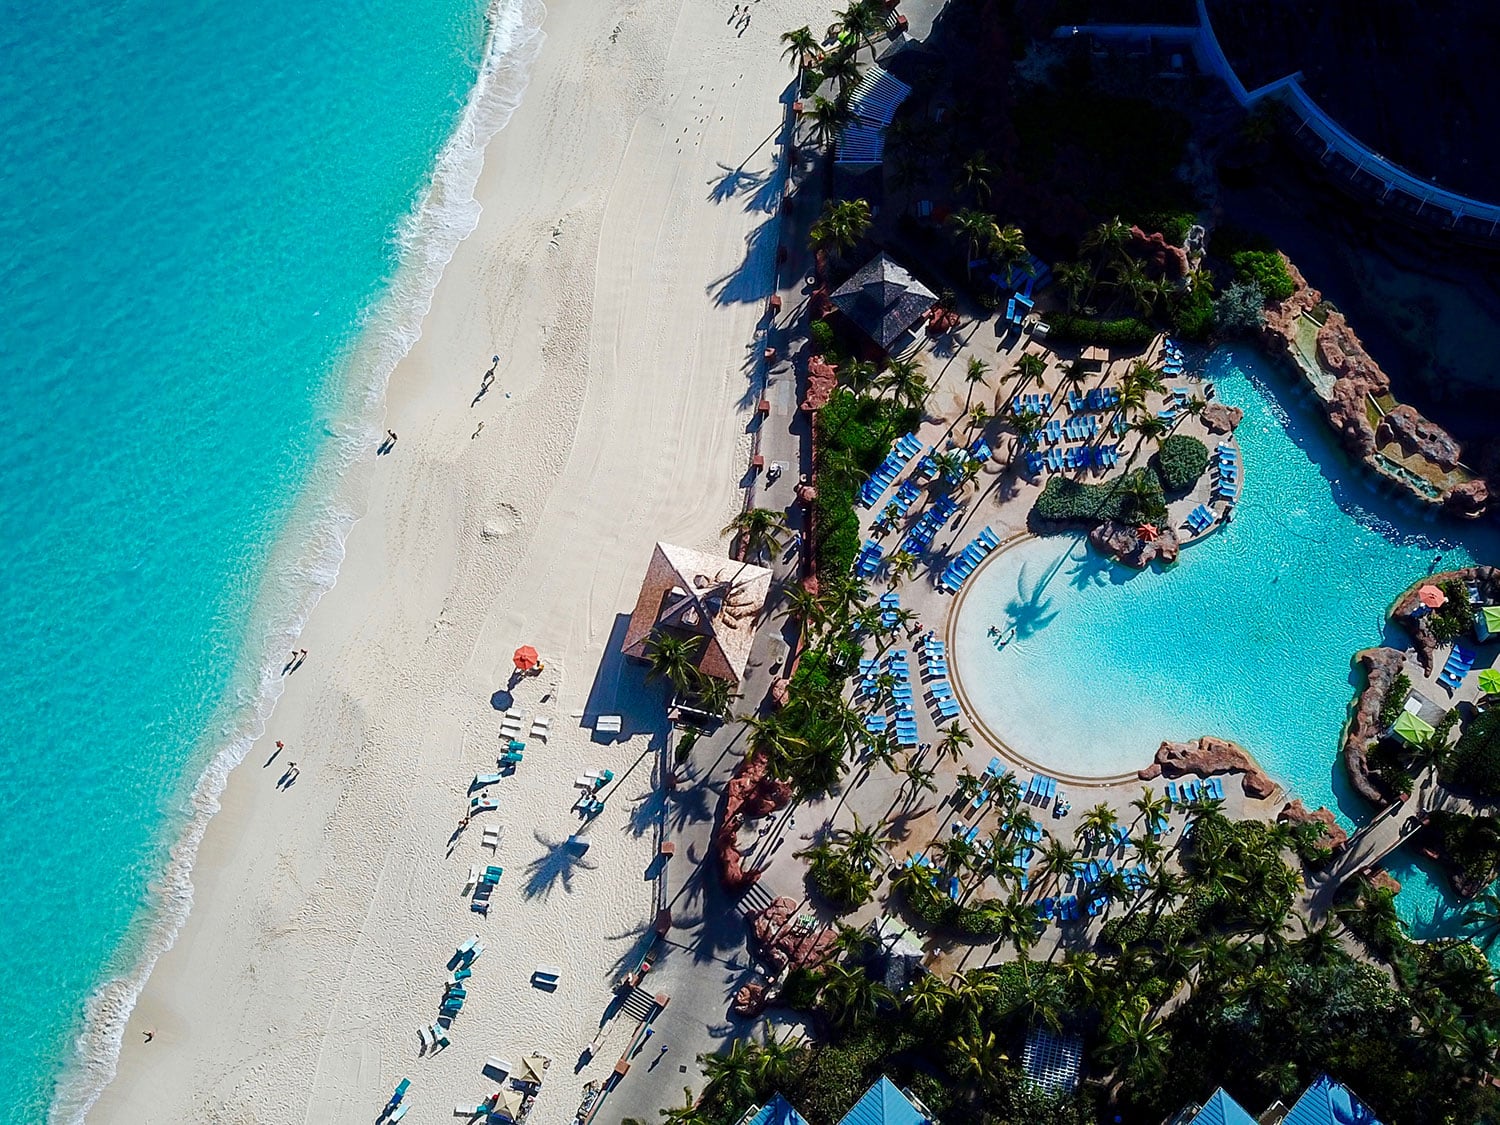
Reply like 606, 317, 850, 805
1166, 782, 1179, 805
390, 1078, 411, 1106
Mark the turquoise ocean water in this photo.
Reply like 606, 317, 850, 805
953, 347, 1500, 941
0, 0, 544, 1119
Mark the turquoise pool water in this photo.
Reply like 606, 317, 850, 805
0, 0, 544, 1119
952, 346, 1500, 935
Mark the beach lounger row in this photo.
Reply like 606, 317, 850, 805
1011, 392, 1052, 417
1027, 443, 1121, 476
928, 679, 960, 721
1213, 444, 1239, 502
853, 539, 884, 578
1185, 503, 1216, 534
1061, 414, 1101, 441
874, 480, 922, 531
878, 590, 901, 629
1022, 774, 1058, 806
858, 431, 924, 507
1066, 386, 1121, 414
1164, 776, 1224, 806
857, 657, 879, 698
901, 494, 957, 555
1005, 291, 1035, 325
938, 526, 1000, 593
1162, 338, 1185, 375
1442, 643, 1476, 690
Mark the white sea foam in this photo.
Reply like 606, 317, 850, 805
50, 1, 547, 1120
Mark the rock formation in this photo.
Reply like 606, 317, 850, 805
1259, 255, 1489, 515
1390, 566, 1500, 675
1342, 646, 1408, 804
732, 982, 768, 1017
1139, 735, 1275, 798
1089, 519, 1180, 568
1129, 225, 1190, 280
715, 752, 792, 892
749, 896, 835, 975
802, 355, 838, 413
1277, 799, 1349, 861
1200, 402, 1243, 434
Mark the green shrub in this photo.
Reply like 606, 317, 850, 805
950, 901, 1006, 939
1033, 467, 1165, 525
1043, 312, 1155, 348
1427, 580, 1473, 643
1428, 809, 1500, 890
1169, 281, 1216, 341
778, 966, 825, 1011
812, 390, 916, 577
1152, 434, 1208, 495
1377, 672, 1413, 730
810, 318, 835, 353
1229, 250, 1295, 301
1213, 280, 1265, 336
1138, 210, 1196, 246
808, 851, 873, 913
1441, 708, 1500, 796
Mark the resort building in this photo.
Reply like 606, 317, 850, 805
1171, 1074, 1383, 1125
828, 252, 938, 353
620, 542, 771, 685
740, 1077, 934, 1125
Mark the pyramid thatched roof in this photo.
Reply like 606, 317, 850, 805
829, 253, 937, 351
621, 543, 772, 684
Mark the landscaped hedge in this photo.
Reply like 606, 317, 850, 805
1426, 579, 1474, 644
1169, 282, 1216, 340
1153, 434, 1208, 495
1034, 467, 1166, 525
1138, 209, 1196, 246
1378, 672, 1414, 729
813, 390, 917, 577
1441, 708, 1500, 796
1229, 250, 1294, 301
1043, 312, 1155, 348
1428, 809, 1500, 890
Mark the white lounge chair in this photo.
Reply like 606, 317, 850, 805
462, 866, 479, 894
484, 1057, 514, 1077
530, 717, 550, 741
482, 825, 501, 849
595, 714, 622, 735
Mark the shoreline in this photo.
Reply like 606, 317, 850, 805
81, 0, 820, 1119
55, 1, 551, 1119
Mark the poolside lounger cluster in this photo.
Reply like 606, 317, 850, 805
901, 494, 957, 555
927, 678, 960, 721
1165, 776, 1223, 805
1442, 644, 1476, 690
874, 480, 921, 531
853, 539, 884, 578
1212, 443, 1239, 501
1162, 338, 1185, 376
1022, 775, 1059, 807
938, 527, 1000, 592
1026, 443, 1120, 476
920, 634, 947, 673
1011, 392, 1052, 416
857, 657, 880, 699
1061, 414, 1101, 441
877, 590, 901, 629
858, 432, 925, 507
990, 254, 1052, 294
1184, 504, 1216, 534
471, 865, 503, 915
888, 651, 920, 748
1005, 290, 1035, 325
1067, 386, 1121, 413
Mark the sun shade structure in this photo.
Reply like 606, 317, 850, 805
835, 1077, 929, 1125
1393, 710, 1435, 745
1477, 605, 1500, 640
490, 1085, 527, 1121
512, 645, 540, 671
744, 1094, 813, 1125
518, 1054, 550, 1085
828, 253, 938, 352
1417, 584, 1447, 608
621, 543, 772, 685
1282, 1073, 1383, 1125
1186, 1088, 1260, 1125
1479, 668, 1500, 694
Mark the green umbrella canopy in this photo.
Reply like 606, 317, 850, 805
1481, 606, 1500, 635
1393, 710, 1436, 745
1479, 668, 1500, 694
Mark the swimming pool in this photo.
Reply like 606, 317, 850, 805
949, 345, 1499, 933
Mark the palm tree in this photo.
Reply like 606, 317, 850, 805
1080, 802, 1118, 847
988, 224, 1028, 276
644, 632, 705, 696
1130, 786, 1170, 832
1110, 258, 1156, 317
835, 815, 886, 873
956, 150, 996, 204
693, 676, 737, 719
966, 403, 992, 437
723, 507, 788, 561
878, 358, 928, 409
1054, 260, 1090, 312
905, 973, 955, 1024
1060, 358, 1090, 391
698, 1038, 757, 1107
750, 1029, 804, 1089
935, 833, 977, 876
779, 25, 821, 73
885, 549, 919, 586
934, 721, 972, 765
1125, 360, 1166, 400
1037, 837, 1079, 896
964, 356, 990, 408
817, 47, 862, 99
1012, 352, 1046, 391
780, 581, 826, 630
953, 769, 985, 809
1131, 414, 1169, 449
804, 95, 850, 152
818, 962, 889, 1029
900, 756, 937, 804
835, 0, 884, 61
843, 357, 878, 393
1101, 997, 1168, 1089
950, 1028, 1008, 1090
1463, 887, 1500, 949
1082, 216, 1133, 267
809, 198, 871, 260
661, 1087, 707, 1125
739, 713, 808, 773
949, 208, 999, 274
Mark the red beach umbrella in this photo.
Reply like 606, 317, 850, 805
1136, 523, 1159, 542
1418, 584, 1447, 608
512, 645, 540, 672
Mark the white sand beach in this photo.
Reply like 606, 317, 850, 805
88, 0, 816, 1119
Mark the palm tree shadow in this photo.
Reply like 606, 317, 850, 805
627, 787, 668, 838
708, 218, 779, 305
522, 831, 599, 899
707, 161, 772, 207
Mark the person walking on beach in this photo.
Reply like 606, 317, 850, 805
386, 430, 398, 447
472, 421, 485, 439
143, 1030, 154, 1043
